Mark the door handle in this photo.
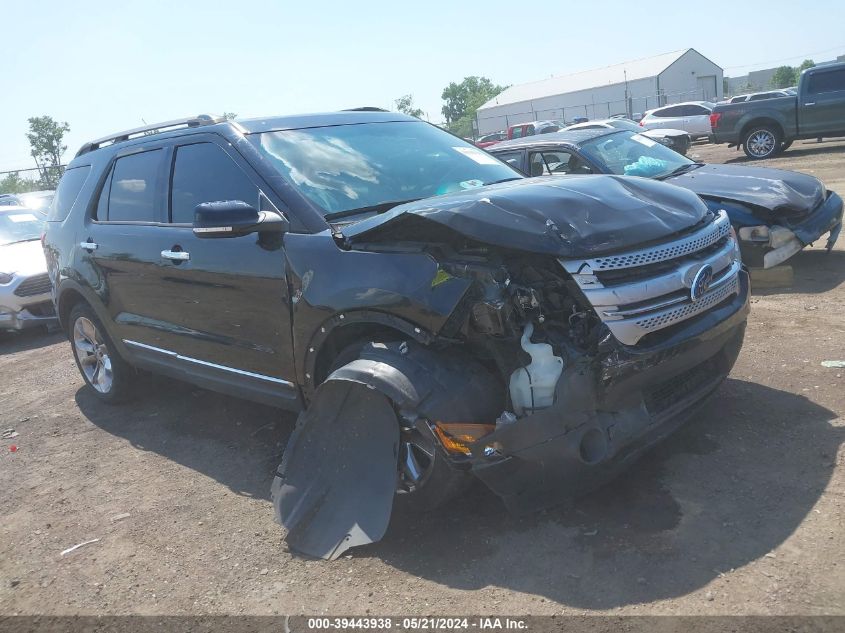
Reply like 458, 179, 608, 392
80, 241, 98, 251
805, 102, 815, 106
161, 249, 190, 262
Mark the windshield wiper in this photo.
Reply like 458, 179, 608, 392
324, 199, 420, 222
484, 177, 523, 186
657, 162, 704, 180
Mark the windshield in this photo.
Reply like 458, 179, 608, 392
249, 121, 521, 216
0, 211, 44, 246
578, 130, 694, 178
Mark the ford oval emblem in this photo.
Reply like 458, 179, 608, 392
690, 264, 714, 302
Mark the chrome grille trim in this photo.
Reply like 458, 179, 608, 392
560, 210, 731, 273
582, 236, 736, 309
559, 210, 741, 345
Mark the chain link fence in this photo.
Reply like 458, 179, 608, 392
0, 164, 65, 193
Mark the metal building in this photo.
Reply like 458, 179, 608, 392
476, 48, 723, 135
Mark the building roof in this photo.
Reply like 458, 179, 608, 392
479, 49, 694, 110
489, 128, 618, 151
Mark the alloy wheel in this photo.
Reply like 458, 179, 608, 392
747, 130, 776, 157
397, 430, 436, 493
73, 316, 113, 394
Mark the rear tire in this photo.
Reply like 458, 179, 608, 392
69, 303, 136, 404
743, 126, 781, 159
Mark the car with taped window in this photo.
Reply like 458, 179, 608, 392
44, 110, 749, 560
489, 128, 843, 269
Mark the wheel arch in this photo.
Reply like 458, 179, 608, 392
303, 311, 434, 399
740, 117, 786, 144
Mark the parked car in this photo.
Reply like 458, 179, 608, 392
640, 101, 715, 140
476, 131, 507, 148
0, 206, 57, 331
727, 90, 792, 104
0, 190, 55, 214
565, 118, 690, 154
45, 111, 749, 560
711, 62, 845, 159
507, 120, 563, 139
489, 128, 842, 268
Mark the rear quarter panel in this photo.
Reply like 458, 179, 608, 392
712, 97, 797, 143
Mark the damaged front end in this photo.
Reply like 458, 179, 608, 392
274, 177, 750, 559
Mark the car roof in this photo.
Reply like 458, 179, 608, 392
235, 110, 418, 134
72, 110, 421, 160
489, 127, 619, 151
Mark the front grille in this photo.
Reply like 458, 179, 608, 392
645, 355, 720, 415
14, 273, 52, 297
560, 210, 741, 346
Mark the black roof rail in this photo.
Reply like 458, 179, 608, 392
75, 114, 226, 157
342, 107, 389, 112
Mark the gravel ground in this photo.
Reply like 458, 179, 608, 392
1, 140, 843, 616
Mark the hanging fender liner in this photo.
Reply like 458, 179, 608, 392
272, 341, 503, 560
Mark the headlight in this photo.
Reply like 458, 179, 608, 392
0, 272, 14, 285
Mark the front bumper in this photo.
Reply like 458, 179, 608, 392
0, 302, 57, 330
469, 270, 750, 514
0, 282, 57, 331
739, 191, 843, 268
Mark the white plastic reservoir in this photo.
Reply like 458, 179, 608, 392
509, 323, 564, 416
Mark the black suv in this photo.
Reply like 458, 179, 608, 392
44, 111, 750, 560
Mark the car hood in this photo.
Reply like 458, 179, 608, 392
0, 239, 47, 276
341, 175, 708, 258
641, 128, 687, 138
667, 163, 825, 221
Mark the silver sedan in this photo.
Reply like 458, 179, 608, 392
0, 206, 57, 331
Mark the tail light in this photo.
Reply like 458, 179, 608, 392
639, 119, 645, 126
40, 232, 46, 247
710, 112, 722, 128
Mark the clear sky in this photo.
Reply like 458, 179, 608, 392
2, 0, 844, 172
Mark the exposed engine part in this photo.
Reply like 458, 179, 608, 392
509, 323, 565, 416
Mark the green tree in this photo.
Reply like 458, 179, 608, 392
393, 94, 424, 119
797, 59, 815, 76
440, 76, 507, 129
0, 171, 39, 195
771, 66, 797, 89
25, 115, 70, 188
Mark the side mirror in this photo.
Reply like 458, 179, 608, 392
192, 200, 289, 238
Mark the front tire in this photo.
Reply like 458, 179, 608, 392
743, 126, 781, 159
69, 303, 136, 404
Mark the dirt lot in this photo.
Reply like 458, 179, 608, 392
1, 140, 844, 616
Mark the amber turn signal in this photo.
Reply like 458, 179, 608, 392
433, 422, 496, 456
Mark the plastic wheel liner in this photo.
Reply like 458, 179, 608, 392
272, 380, 400, 560
272, 342, 502, 559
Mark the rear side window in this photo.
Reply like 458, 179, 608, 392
807, 69, 845, 95
683, 105, 710, 116
653, 106, 682, 118
99, 149, 163, 222
48, 166, 90, 222
170, 143, 258, 224
493, 151, 523, 170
